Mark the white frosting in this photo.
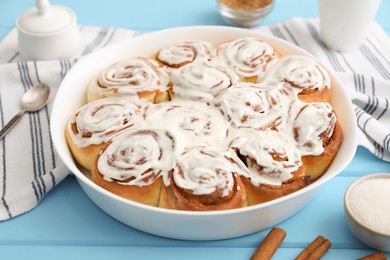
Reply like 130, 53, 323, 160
68, 97, 148, 147
172, 147, 247, 196
214, 82, 289, 130
171, 61, 238, 101
69, 39, 341, 195
97, 128, 180, 186
157, 41, 213, 68
88, 57, 170, 98
232, 129, 302, 186
145, 100, 230, 150
289, 101, 336, 156
262, 55, 330, 92
217, 37, 277, 78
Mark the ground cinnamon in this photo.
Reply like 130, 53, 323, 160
220, 0, 273, 10
250, 227, 286, 260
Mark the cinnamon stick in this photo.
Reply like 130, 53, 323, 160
305, 239, 332, 260
357, 252, 387, 260
250, 227, 286, 260
295, 235, 326, 260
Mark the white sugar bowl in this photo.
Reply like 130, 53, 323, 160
16, 0, 81, 60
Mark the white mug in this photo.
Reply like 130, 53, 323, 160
319, 0, 381, 52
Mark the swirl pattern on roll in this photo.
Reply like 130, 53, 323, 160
68, 97, 148, 147
156, 41, 213, 69
171, 146, 248, 197
214, 82, 290, 130
289, 101, 337, 156
88, 57, 170, 101
97, 128, 179, 186
232, 129, 303, 186
217, 37, 277, 78
263, 55, 330, 92
171, 61, 238, 101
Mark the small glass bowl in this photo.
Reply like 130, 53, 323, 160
217, 0, 274, 28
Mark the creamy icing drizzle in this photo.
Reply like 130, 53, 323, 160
68, 97, 148, 147
231, 129, 303, 186
71, 38, 341, 194
217, 37, 277, 78
97, 128, 180, 186
171, 61, 238, 101
289, 101, 336, 156
145, 100, 229, 150
214, 82, 289, 130
89, 57, 169, 98
157, 41, 213, 68
262, 55, 330, 92
171, 147, 247, 196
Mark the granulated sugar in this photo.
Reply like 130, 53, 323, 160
349, 178, 390, 235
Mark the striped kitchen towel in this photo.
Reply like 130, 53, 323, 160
0, 18, 389, 221
256, 17, 390, 162
0, 26, 140, 220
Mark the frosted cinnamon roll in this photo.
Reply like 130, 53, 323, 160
231, 129, 309, 205
155, 41, 214, 70
91, 128, 180, 206
65, 97, 148, 170
214, 82, 290, 130
289, 101, 343, 180
159, 146, 247, 211
262, 55, 331, 103
170, 61, 238, 102
216, 37, 278, 83
145, 100, 230, 150
87, 57, 170, 104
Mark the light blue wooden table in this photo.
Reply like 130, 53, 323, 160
0, 0, 389, 259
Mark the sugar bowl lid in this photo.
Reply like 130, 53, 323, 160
17, 0, 76, 35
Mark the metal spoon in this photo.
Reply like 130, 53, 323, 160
0, 83, 51, 139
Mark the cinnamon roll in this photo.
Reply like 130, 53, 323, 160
145, 100, 230, 150
91, 128, 180, 206
65, 97, 148, 170
231, 129, 309, 205
262, 55, 331, 103
87, 57, 170, 104
216, 37, 278, 83
289, 101, 343, 180
159, 146, 247, 211
155, 41, 214, 70
214, 82, 290, 130
170, 61, 238, 102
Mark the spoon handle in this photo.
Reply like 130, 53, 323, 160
0, 110, 26, 140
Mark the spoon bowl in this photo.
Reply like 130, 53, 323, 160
22, 83, 51, 111
0, 83, 51, 139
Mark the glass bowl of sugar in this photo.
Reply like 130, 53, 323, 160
344, 173, 390, 252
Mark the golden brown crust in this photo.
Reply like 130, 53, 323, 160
65, 126, 104, 171
91, 144, 163, 207
242, 174, 311, 206
297, 86, 332, 103
159, 172, 247, 211
302, 120, 343, 180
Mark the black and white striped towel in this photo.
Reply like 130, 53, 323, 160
0, 18, 389, 221
0, 26, 140, 220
